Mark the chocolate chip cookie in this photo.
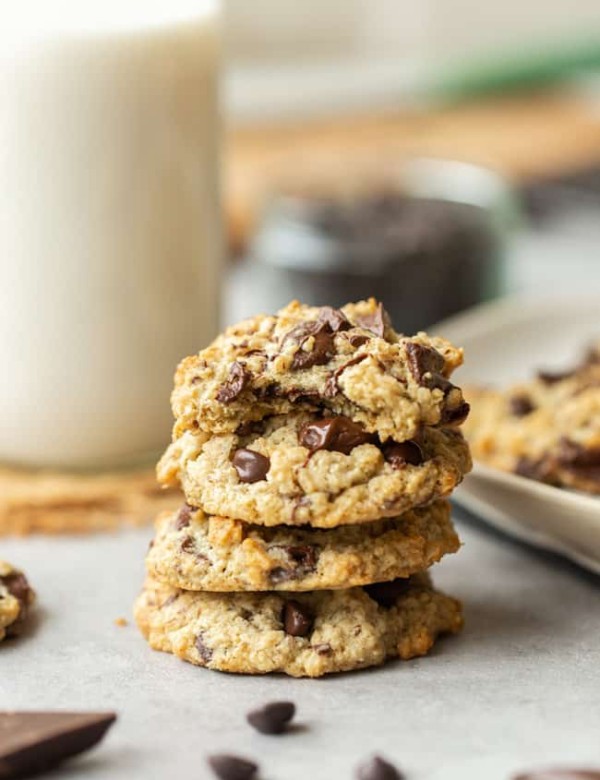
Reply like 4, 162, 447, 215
134, 572, 463, 677
465, 343, 600, 493
158, 412, 471, 527
170, 300, 469, 445
0, 561, 35, 641
145, 500, 459, 592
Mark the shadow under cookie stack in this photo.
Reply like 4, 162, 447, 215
134, 300, 472, 677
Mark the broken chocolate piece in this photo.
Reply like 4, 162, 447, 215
207, 754, 258, 780
0, 711, 116, 779
556, 439, 600, 482
298, 416, 375, 455
246, 701, 296, 735
509, 394, 536, 417
364, 579, 410, 608
382, 440, 424, 468
354, 303, 391, 338
405, 342, 445, 384
216, 362, 250, 403
356, 754, 404, 780
282, 600, 314, 637
316, 306, 352, 333
232, 449, 270, 483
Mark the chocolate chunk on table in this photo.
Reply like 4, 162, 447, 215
0, 711, 116, 778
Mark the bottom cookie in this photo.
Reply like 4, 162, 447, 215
0, 561, 35, 642
134, 573, 462, 678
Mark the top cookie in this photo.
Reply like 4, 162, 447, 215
171, 300, 469, 444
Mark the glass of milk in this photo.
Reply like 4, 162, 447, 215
1, 1, 221, 470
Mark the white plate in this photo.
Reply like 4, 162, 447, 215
435, 295, 600, 574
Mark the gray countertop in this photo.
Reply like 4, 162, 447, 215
2, 506, 599, 780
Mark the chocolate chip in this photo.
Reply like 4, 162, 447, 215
268, 545, 319, 583
537, 369, 574, 385
364, 579, 410, 608
1, 573, 31, 605
356, 754, 404, 780
232, 448, 270, 483
298, 416, 375, 455
207, 754, 258, 780
354, 303, 391, 338
441, 400, 470, 425
195, 634, 213, 664
282, 600, 314, 637
180, 536, 195, 554
514, 456, 557, 485
174, 503, 196, 530
382, 440, 424, 468
284, 318, 337, 371
0, 711, 116, 779
216, 362, 250, 403
347, 333, 370, 347
246, 701, 296, 735
513, 771, 600, 780
405, 342, 445, 384
556, 439, 600, 481
509, 394, 536, 417
316, 306, 352, 332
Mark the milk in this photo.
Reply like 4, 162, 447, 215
1, 1, 221, 469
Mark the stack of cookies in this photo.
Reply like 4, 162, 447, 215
135, 300, 472, 677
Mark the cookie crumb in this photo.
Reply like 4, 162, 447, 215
114, 617, 128, 627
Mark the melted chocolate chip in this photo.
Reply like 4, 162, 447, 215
207, 754, 258, 780
282, 600, 314, 637
509, 394, 536, 417
405, 342, 445, 384
283, 318, 336, 370
357, 755, 404, 780
557, 439, 600, 481
382, 440, 424, 468
180, 536, 196, 554
268, 545, 319, 583
232, 448, 270, 483
354, 303, 391, 338
216, 362, 251, 403
316, 306, 352, 332
513, 771, 600, 780
441, 400, 470, 425
364, 579, 410, 608
246, 701, 296, 735
195, 634, 213, 664
298, 416, 374, 455
347, 333, 370, 347
174, 503, 196, 530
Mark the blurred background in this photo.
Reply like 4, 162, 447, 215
222, 0, 600, 324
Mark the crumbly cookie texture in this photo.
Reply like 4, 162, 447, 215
464, 343, 600, 494
170, 299, 469, 444
134, 572, 463, 678
0, 561, 35, 641
145, 500, 459, 592
0, 465, 179, 536
158, 412, 471, 528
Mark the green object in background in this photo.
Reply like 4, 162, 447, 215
433, 36, 600, 101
